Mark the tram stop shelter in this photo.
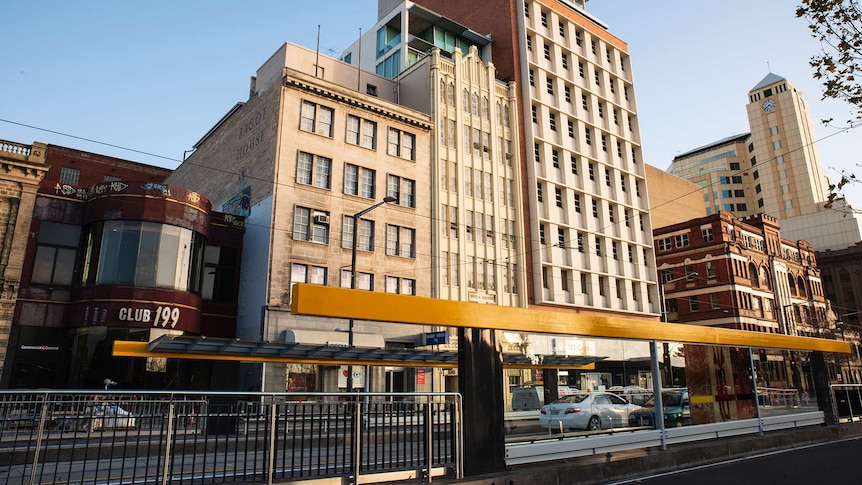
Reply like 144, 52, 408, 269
114, 283, 850, 477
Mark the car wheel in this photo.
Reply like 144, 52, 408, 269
586, 416, 601, 431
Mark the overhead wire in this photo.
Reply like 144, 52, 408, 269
4, 87, 861, 298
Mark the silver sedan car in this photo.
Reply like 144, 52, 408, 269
539, 392, 642, 431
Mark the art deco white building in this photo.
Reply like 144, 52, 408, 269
340, 0, 658, 396
387, 0, 661, 317
343, 1, 529, 309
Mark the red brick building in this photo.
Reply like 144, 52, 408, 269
654, 211, 834, 388
654, 211, 827, 333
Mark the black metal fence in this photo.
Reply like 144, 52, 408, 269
0, 391, 462, 485
831, 384, 862, 423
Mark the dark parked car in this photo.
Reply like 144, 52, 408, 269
628, 388, 690, 428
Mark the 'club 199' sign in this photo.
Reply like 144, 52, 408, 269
118, 306, 182, 328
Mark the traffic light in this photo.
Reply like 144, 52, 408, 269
790, 358, 797, 366
758, 348, 767, 363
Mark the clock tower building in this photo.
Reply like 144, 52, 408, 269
745, 73, 832, 219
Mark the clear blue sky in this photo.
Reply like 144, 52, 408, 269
3, 0, 861, 203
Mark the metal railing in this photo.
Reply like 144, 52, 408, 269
0, 390, 462, 485
757, 387, 808, 409
831, 384, 862, 423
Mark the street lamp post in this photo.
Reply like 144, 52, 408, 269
347, 196, 397, 393
658, 272, 698, 323
650, 270, 697, 451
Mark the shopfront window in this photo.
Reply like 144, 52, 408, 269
31, 221, 81, 286
81, 221, 205, 293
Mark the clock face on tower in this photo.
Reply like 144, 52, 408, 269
762, 99, 776, 112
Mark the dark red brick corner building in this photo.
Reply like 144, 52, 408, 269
2, 143, 244, 390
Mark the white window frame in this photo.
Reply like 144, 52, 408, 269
387, 128, 416, 161
386, 224, 416, 257
293, 206, 330, 244
299, 100, 334, 137
297, 152, 332, 189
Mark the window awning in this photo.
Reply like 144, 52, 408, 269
113, 336, 608, 370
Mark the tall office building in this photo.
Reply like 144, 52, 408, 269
340, 0, 660, 402
671, 73, 862, 251
399, 0, 659, 316
670, 133, 754, 217
746, 74, 832, 218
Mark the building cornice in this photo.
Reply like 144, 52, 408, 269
284, 75, 433, 131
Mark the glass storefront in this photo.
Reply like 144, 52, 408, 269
504, 334, 831, 436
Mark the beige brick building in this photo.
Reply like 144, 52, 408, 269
167, 43, 433, 393
644, 164, 706, 229
0, 141, 49, 377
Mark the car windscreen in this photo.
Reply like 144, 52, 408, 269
663, 391, 685, 406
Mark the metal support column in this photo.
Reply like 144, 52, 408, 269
649, 341, 666, 451
458, 327, 506, 475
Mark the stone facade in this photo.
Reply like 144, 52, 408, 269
0, 140, 49, 378
167, 42, 434, 393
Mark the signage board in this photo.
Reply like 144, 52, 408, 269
424, 331, 449, 345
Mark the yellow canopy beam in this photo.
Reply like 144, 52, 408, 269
290, 284, 850, 353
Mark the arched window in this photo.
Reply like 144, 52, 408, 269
439, 80, 446, 104
749, 263, 759, 288
462, 89, 470, 112
482, 96, 489, 119
760, 267, 771, 290
797, 275, 807, 299
503, 105, 510, 127
788, 274, 798, 297
447, 83, 455, 107
471, 93, 479, 116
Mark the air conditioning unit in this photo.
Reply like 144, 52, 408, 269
473, 142, 480, 149
483, 146, 489, 152
505, 153, 513, 159
313, 213, 330, 225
